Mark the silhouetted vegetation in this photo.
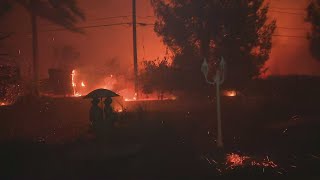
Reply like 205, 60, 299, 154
150, 0, 276, 90
140, 58, 174, 97
307, 0, 320, 60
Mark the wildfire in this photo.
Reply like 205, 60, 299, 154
133, 93, 137, 100
71, 70, 76, 95
70, 69, 87, 97
69, 70, 177, 101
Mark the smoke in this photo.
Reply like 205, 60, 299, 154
263, 0, 320, 76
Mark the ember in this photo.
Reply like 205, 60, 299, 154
223, 90, 237, 97
225, 153, 278, 169
226, 153, 250, 168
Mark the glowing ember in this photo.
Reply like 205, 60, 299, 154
0, 102, 7, 106
73, 93, 82, 97
223, 90, 237, 97
251, 159, 278, 168
226, 153, 250, 168
225, 153, 278, 170
81, 81, 85, 87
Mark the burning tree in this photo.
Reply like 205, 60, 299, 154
151, 0, 276, 90
306, 0, 320, 60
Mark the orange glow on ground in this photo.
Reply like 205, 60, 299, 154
226, 153, 250, 168
225, 153, 278, 169
223, 90, 237, 97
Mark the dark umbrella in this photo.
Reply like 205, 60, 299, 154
84, 89, 120, 120
83, 88, 119, 99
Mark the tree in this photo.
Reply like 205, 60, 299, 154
151, 0, 276, 89
140, 58, 173, 98
1, 0, 85, 96
0, 1, 12, 17
307, 0, 320, 60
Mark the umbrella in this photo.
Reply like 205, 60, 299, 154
84, 89, 121, 120
83, 88, 119, 99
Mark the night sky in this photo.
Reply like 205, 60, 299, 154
0, 0, 319, 79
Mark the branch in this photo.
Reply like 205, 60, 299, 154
0, 32, 13, 40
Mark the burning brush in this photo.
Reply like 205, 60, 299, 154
202, 152, 280, 174
225, 153, 278, 169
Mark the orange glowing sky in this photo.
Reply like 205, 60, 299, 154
0, 0, 320, 78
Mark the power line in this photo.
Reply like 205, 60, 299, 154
137, 15, 155, 18
272, 34, 307, 39
41, 22, 131, 32
39, 15, 155, 28
90, 15, 130, 21
39, 15, 131, 26
277, 26, 309, 31
269, 7, 306, 11
269, 10, 306, 16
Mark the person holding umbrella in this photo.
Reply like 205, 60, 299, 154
84, 89, 120, 139
89, 98, 103, 137
104, 97, 116, 127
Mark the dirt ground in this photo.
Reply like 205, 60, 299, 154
0, 96, 320, 179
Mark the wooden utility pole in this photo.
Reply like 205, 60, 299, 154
132, 0, 138, 97
31, 5, 39, 96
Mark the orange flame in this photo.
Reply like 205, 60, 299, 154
81, 81, 85, 87
223, 90, 237, 97
71, 70, 76, 96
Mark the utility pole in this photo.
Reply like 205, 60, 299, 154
132, 0, 138, 98
31, 3, 39, 97
201, 57, 226, 148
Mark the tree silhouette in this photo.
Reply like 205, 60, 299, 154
151, 0, 276, 89
1, 0, 85, 96
140, 58, 173, 97
307, 0, 320, 60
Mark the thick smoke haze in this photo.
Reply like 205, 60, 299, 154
0, 0, 319, 80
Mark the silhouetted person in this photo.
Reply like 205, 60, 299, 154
89, 98, 103, 137
104, 97, 116, 127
